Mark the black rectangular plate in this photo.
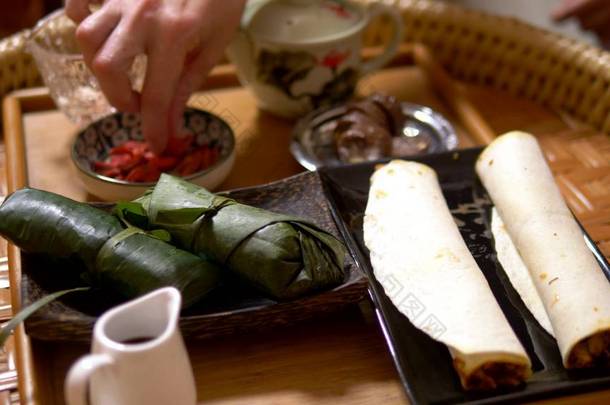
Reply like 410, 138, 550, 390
21, 171, 368, 341
319, 147, 610, 405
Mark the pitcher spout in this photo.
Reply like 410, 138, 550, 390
96, 287, 182, 347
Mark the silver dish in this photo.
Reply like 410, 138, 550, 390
291, 102, 459, 171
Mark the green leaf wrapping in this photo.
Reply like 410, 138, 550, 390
95, 231, 218, 307
132, 174, 346, 299
0, 188, 221, 308
0, 189, 122, 270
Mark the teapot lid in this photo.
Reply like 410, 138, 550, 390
245, 0, 362, 44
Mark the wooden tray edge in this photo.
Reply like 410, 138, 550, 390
3, 89, 47, 405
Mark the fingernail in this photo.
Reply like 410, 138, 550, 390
172, 108, 186, 138
151, 132, 166, 155
125, 91, 140, 113
143, 125, 162, 155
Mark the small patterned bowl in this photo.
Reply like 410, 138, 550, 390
72, 108, 236, 201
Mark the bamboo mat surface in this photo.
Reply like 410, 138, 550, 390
539, 130, 610, 259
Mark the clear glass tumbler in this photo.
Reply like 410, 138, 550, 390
27, 9, 144, 127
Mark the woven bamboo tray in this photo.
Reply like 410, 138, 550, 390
0, 1, 610, 404
3, 47, 610, 405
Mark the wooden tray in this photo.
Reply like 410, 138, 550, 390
21, 170, 368, 342
3, 47, 610, 404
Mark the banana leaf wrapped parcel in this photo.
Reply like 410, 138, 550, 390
125, 174, 347, 299
0, 188, 221, 308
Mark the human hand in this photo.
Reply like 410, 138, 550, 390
65, 0, 246, 153
552, 0, 610, 47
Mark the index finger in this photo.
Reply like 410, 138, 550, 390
140, 46, 185, 154
89, 17, 142, 113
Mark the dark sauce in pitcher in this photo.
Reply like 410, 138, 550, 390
120, 336, 156, 344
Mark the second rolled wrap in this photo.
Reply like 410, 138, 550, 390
476, 131, 610, 368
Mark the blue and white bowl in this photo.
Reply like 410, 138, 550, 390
72, 108, 236, 201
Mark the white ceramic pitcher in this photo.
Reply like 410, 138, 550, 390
64, 287, 196, 405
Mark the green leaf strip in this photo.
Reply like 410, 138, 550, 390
0, 287, 90, 347
95, 227, 146, 272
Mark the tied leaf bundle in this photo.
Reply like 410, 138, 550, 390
122, 174, 346, 299
0, 189, 221, 308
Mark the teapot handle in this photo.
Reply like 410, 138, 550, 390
361, 3, 404, 75
64, 354, 114, 405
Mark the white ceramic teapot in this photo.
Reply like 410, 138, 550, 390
227, 0, 404, 117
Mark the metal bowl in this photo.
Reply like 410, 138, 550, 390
291, 101, 458, 171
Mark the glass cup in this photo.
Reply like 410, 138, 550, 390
27, 9, 144, 127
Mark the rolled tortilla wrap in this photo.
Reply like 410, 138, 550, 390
364, 160, 531, 390
476, 131, 610, 368
491, 208, 555, 337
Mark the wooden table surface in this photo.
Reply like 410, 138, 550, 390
2, 65, 609, 404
